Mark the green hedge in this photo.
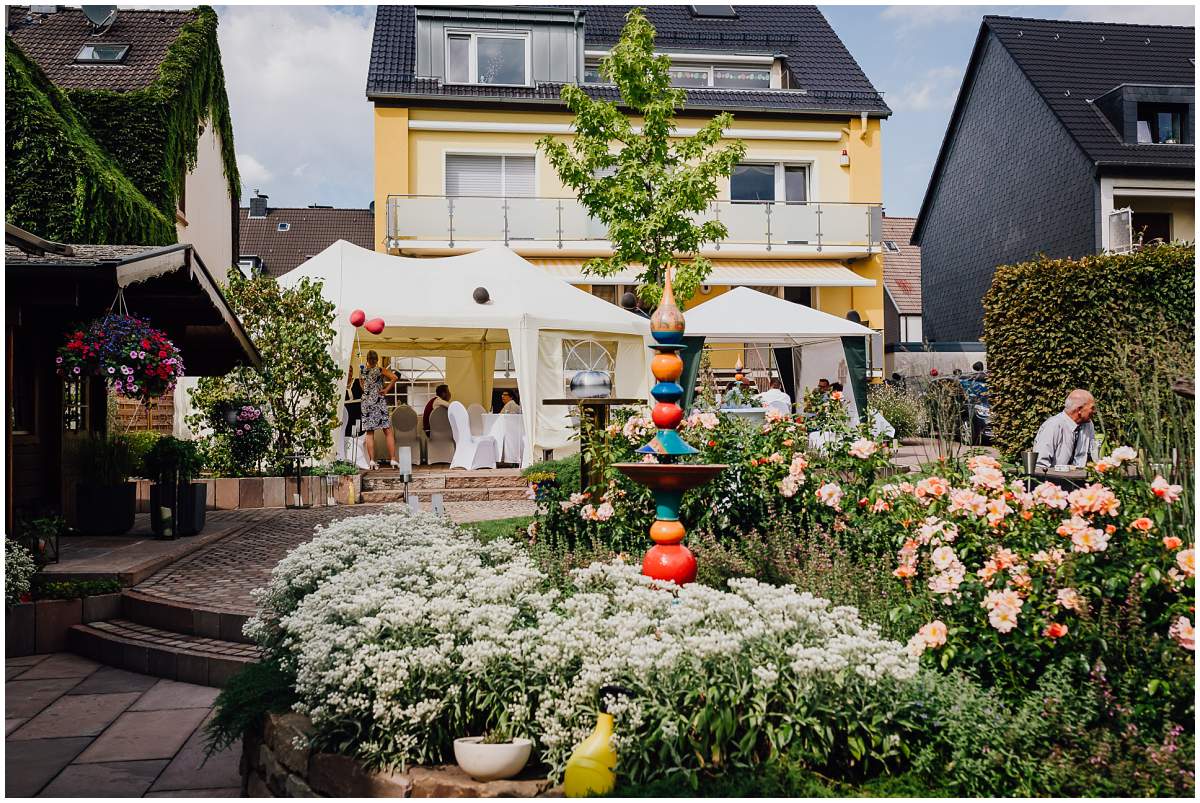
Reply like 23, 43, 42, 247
4, 6, 238, 243
982, 243, 1195, 456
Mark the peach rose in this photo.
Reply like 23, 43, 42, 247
1163, 535, 1183, 550
1177, 548, 1195, 578
1043, 622, 1069, 639
1129, 517, 1154, 532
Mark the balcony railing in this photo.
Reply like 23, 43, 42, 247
386, 195, 882, 253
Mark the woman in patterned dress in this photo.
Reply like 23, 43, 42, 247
360, 350, 398, 469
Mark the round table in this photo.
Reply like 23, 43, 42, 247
719, 406, 767, 424
482, 413, 524, 465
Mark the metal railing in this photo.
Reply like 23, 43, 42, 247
386, 195, 882, 252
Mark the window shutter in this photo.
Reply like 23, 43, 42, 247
446, 155, 503, 196
502, 156, 535, 197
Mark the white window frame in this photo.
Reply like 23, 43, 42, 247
899, 315, 923, 343
730, 161, 812, 204
445, 29, 531, 88
442, 151, 538, 197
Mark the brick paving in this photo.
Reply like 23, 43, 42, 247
4, 654, 240, 797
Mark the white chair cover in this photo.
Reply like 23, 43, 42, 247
870, 410, 896, 439
447, 401, 498, 470
467, 403, 486, 436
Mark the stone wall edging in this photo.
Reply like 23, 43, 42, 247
242, 711, 562, 798
135, 475, 361, 513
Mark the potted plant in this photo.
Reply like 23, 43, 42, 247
453, 723, 532, 782
144, 437, 206, 537
74, 435, 136, 535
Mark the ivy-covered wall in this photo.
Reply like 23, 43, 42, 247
4, 39, 176, 245
981, 243, 1195, 456
4, 5, 239, 243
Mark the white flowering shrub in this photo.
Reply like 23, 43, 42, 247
247, 509, 921, 785
5, 538, 37, 606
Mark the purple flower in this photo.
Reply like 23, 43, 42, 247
130, 350, 138, 359
107, 366, 115, 374
73, 367, 80, 374
55, 357, 63, 364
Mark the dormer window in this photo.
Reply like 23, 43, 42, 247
75, 43, 129, 63
587, 57, 772, 89
690, 5, 737, 18
445, 31, 529, 86
1136, 103, 1186, 144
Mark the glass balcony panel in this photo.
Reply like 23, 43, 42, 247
506, 197, 563, 241
719, 202, 770, 243
819, 203, 875, 247
390, 197, 453, 242
772, 203, 819, 245
448, 197, 506, 241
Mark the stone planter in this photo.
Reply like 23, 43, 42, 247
5, 603, 35, 657
454, 737, 533, 781
332, 474, 361, 505
193, 475, 361, 511
34, 598, 82, 654
243, 712, 558, 798
6, 593, 124, 657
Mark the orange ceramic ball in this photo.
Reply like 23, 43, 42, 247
643, 544, 697, 585
651, 402, 683, 430
649, 518, 686, 544
651, 352, 684, 382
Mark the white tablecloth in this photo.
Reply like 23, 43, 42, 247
483, 414, 524, 464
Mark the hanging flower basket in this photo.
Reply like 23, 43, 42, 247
56, 314, 184, 401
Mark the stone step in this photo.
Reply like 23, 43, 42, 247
361, 471, 526, 492
68, 619, 259, 688
360, 487, 530, 504
121, 589, 254, 645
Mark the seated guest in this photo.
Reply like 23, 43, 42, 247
499, 390, 521, 414
1033, 389, 1098, 469
757, 378, 792, 412
422, 384, 451, 434
816, 378, 831, 398
722, 381, 746, 409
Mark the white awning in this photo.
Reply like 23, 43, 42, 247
526, 258, 876, 287
685, 286, 877, 344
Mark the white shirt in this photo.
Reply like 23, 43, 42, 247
756, 388, 792, 413
500, 400, 521, 414
1033, 412, 1097, 469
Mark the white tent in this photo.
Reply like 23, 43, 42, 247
279, 242, 651, 466
685, 286, 876, 420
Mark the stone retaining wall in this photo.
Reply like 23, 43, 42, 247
134, 474, 361, 513
242, 712, 561, 798
5, 593, 122, 657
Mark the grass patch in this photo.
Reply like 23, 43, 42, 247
465, 516, 534, 544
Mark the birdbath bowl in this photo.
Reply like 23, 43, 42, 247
611, 462, 726, 492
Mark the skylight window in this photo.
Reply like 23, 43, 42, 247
691, 5, 737, 18
277, 222, 290, 232
75, 43, 129, 63
884, 240, 901, 253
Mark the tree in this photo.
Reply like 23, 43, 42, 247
188, 271, 339, 470
537, 8, 746, 304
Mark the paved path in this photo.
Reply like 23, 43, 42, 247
5, 653, 240, 797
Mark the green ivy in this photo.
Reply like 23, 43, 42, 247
981, 243, 1195, 456
4, 38, 175, 244
4, 5, 238, 243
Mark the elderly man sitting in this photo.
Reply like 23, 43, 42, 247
1033, 389, 1099, 469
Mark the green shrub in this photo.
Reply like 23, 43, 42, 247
125, 431, 163, 478
143, 437, 203, 484
31, 577, 121, 601
523, 453, 581, 491
867, 383, 925, 440
982, 243, 1194, 456
74, 435, 136, 485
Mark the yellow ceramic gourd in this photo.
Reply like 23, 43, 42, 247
563, 711, 617, 797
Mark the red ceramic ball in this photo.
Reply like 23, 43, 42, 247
642, 544, 697, 586
349, 309, 366, 327
651, 402, 683, 430
364, 317, 386, 335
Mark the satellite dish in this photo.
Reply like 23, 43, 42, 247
82, 6, 118, 35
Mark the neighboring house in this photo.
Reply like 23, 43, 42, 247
238, 192, 376, 279
913, 15, 1194, 348
6, 4, 240, 276
366, 4, 890, 381
880, 216, 924, 374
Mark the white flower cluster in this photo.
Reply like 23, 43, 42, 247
248, 511, 917, 781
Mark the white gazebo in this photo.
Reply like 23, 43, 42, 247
278, 242, 650, 466
684, 286, 877, 419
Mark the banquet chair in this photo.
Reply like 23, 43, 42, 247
467, 403, 486, 436
391, 404, 425, 464
447, 401, 498, 470
426, 406, 455, 465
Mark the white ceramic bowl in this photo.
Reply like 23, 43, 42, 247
453, 736, 533, 781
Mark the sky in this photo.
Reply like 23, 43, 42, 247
216, 3, 1196, 216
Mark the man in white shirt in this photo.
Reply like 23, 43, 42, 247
499, 390, 521, 414
757, 379, 792, 415
1033, 389, 1099, 469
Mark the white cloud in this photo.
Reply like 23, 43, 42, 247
1061, 5, 1195, 26
881, 5, 980, 37
237, 152, 272, 186
217, 5, 374, 209
885, 65, 963, 112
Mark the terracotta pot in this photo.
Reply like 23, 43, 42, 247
453, 737, 532, 781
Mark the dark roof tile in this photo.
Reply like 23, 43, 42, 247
239, 207, 375, 278
6, 6, 194, 92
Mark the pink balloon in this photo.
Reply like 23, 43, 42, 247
349, 309, 366, 327
364, 318, 385, 335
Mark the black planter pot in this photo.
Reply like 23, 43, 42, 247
75, 482, 136, 535
149, 483, 207, 537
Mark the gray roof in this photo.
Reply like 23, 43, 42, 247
366, 5, 890, 116
240, 207, 375, 279
4, 243, 169, 266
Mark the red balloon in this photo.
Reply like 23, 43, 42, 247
929, 367, 939, 377
349, 309, 366, 327
364, 317, 385, 335
651, 402, 683, 430
642, 544, 697, 586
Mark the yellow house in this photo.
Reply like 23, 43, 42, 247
366, 5, 889, 400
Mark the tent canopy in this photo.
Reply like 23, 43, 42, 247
684, 286, 877, 344
279, 242, 650, 465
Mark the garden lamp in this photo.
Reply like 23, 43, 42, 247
397, 446, 413, 501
